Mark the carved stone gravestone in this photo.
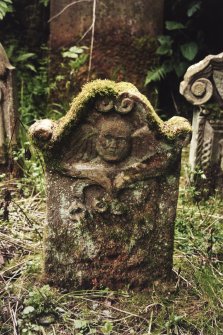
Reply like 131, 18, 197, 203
30, 80, 191, 289
0, 43, 18, 173
180, 53, 223, 197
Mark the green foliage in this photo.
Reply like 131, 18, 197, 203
156, 35, 173, 56
12, 142, 45, 195
145, 66, 167, 86
165, 20, 186, 30
7, 45, 37, 72
6, 44, 50, 124
101, 321, 113, 334
145, 0, 202, 85
62, 46, 86, 59
39, 0, 49, 7
180, 42, 198, 61
187, 0, 201, 17
19, 285, 58, 334
1, 180, 223, 334
62, 45, 89, 73
5, 43, 51, 193
23, 285, 57, 315
0, 0, 13, 20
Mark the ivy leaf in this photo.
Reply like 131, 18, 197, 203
180, 42, 198, 61
69, 46, 84, 54
165, 21, 186, 31
156, 44, 172, 56
156, 35, 173, 56
158, 35, 173, 45
62, 51, 79, 59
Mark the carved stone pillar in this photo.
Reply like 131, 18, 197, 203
180, 53, 223, 197
30, 80, 191, 290
0, 43, 18, 172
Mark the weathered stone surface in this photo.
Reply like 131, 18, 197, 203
0, 43, 18, 172
50, 0, 164, 49
49, 0, 164, 100
180, 53, 223, 197
30, 80, 191, 290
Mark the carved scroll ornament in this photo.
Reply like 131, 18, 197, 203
180, 52, 223, 107
180, 53, 223, 197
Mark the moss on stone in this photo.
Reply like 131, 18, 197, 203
51, 79, 162, 143
30, 79, 191, 154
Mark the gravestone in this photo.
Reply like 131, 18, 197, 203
50, 0, 164, 49
30, 80, 191, 289
49, 0, 164, 100
180, 53, 223, 197
0, 43, 18, 173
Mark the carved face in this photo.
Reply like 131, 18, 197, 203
96, 118, 132, 162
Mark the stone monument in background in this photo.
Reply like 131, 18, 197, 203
0, 43, 18, 174
180, 53, 223, 197
30, 80, 191, 289
49, 0, 164, 102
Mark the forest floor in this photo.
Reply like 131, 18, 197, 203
0, 159, 223, 335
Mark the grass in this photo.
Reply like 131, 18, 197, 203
0, 161, 223, 334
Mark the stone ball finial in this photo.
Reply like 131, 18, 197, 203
29, 119, 55, 146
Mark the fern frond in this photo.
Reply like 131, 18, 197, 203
144, 66, 167, 86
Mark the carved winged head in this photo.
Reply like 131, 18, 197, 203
96, 117, 132, 162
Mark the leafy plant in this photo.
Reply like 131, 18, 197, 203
22, 285, 57, 316
62, 45, 89, 73
0, 0, 13, 20
19, 285, 59, 334
12, 142, 45, 196
39, 0, 49, 7
6, 44, 37, 72
4, 43, 51, 192
145, 0, 202, 85
101, 320, 113, 334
